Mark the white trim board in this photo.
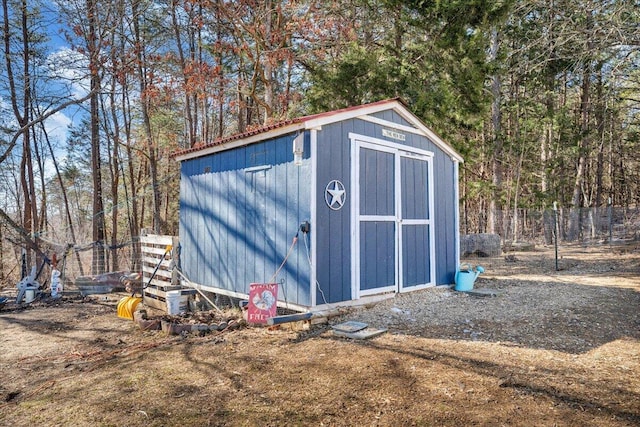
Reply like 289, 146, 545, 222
310, 129, 318, 307
179, 279, 309, 313
349, 132, 434, 158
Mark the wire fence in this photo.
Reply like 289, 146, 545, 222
0, 239, 142, 291
56, 243, 141, 287
3, 206, 638, 290
462, 205, 640, 247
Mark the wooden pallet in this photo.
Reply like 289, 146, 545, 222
140, 232, 193, 312
143, 286, 195, 312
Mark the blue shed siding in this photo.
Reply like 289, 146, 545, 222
433, 154, 457, 284
402, 224, 430, 286
179, 134, 312, 306
360, 221, 395, 290
369, 109, 414, 128
314, 121, 352, 304
401, 156, 430, 220
360, 148, 395, 216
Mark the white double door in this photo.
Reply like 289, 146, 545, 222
351, 135, 435, 298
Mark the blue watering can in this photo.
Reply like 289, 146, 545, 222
454, 263, 485, 292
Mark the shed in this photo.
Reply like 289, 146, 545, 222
174, 99, 462, 311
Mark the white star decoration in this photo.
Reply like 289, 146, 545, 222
325, 180, 346, 210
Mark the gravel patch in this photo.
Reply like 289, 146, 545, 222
332, 248, 640, 354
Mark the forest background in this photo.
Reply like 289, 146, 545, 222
1, 0, 638, 282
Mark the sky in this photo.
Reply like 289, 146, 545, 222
40, 2, 89, 143
0, 1, 90, 171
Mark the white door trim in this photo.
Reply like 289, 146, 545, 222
398, 152, 435, 293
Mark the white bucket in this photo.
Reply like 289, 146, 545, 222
24, 289, 36, 303
166, 290, 184, 315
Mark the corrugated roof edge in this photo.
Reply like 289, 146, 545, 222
172, 98, 463, 163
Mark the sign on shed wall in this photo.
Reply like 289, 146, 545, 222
247, 283, 278, 324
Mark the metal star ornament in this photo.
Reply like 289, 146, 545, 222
325, 180, 346, 210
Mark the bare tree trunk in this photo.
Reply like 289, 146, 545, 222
32, 121, 47, 237
108, 82, 120, 271
567, 59, 591, 241
20, 133, 35, 265
541, 70, 554, 244
133, 0, 162, 234
125, 132, 141, 269
120, 71, 141, 269
88, 0, 106, 273
540, 0, 554, 207
594, 63, 605, 209
23, 2, 39, 267
512, 148, 525, 242
3, 0, 39, 267
216, 0, 224, 138
170, 0, 197, 147
488, 27, 503, 237
262, 0, 274, 123
567, 8, 595, 241
237, 74, 246, 133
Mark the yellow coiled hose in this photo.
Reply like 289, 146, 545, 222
117, 296, 142, 320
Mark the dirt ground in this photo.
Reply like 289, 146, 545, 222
0, 244, 639, 426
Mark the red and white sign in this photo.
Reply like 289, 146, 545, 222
247, 283, 278, 324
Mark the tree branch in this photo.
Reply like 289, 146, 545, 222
0, 91, 94, 165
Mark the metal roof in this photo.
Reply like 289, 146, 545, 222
172, 98, 463, 163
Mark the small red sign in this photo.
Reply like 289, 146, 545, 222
247, 283, 278, 324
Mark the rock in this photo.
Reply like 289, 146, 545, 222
191, 324, 209, 332
135, 318, 161, 331
214, 321, 228, 331
461, 233, 502, 257
161, 320, 192, 335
